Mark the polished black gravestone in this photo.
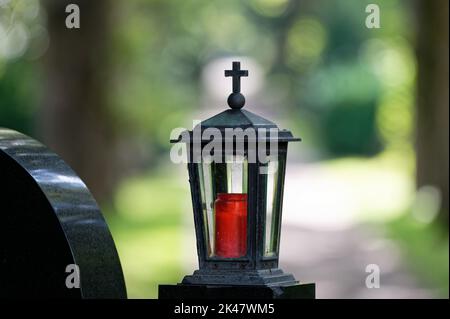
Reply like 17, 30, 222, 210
0, 128, 126, 298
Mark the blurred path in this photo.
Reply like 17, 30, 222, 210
279, 162, 435, 298
280, 224, 435, 298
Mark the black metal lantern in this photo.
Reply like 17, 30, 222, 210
160, 62, 315, 299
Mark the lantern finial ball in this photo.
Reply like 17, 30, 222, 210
227, 92, 246, 109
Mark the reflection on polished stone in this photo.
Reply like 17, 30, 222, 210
0, 128, 126, 299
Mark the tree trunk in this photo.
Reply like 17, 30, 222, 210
40, 0, 118, 203
416, 0, 449, 229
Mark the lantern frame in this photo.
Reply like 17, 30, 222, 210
171, 107, 301, 286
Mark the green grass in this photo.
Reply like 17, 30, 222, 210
104, 170, 190, 298
385, 214, 449, 298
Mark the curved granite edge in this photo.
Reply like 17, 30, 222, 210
0, 128, 127, 299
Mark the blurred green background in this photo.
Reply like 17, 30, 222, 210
0, 0, 448, 298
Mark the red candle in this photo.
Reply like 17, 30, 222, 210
215, 193, 248, 258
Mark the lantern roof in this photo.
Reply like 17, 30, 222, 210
200, 109, 276, 129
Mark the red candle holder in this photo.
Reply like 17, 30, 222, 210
214, 193, 248, 258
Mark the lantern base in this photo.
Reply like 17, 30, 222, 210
159, 268, 315, 299
179, 268, 299, 286
158, 282, 315, 299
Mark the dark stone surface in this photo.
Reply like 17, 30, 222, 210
159, 283, 315, 299
0, 128, 126, 299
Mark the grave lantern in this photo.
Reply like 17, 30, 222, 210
160, 62, 315, 299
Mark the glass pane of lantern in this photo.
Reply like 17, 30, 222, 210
198, 160, 214, 256
197, 155, 248, 258
226, 154, 248, 193
263, 156, 285, 257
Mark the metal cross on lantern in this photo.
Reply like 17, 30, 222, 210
225, 61, 248, 109
160, 61, 315, 299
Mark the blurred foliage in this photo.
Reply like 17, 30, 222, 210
0, 0, 44, 134
2, 0, 445, 299
0, 61, 38, 135
1, 0, 416, 160
107, 0, 416, 160
105, 169, 190, 298
386, 215, 449, 298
